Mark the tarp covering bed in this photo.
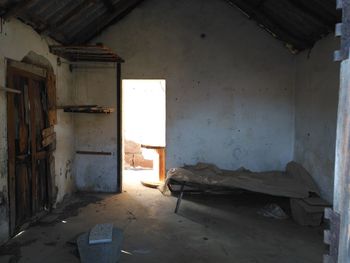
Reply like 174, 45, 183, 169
160, 162, 320, 198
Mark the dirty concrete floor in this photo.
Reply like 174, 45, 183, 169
0, 170, 324, 263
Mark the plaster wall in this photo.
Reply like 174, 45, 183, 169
0, 19, 75, 243
73, 67, 118, 192
94, 0, 296, 172
294, 36, 340, 203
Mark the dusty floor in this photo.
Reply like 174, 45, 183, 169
0, 170, 324, 263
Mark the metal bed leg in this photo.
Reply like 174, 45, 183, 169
175, 181, 186, 214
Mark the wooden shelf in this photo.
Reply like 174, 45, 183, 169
49, 44, 124, 63
61, 105, 115, 114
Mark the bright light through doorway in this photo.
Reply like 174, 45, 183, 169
122, 80, 166, 187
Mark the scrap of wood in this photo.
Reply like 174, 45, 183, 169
46, 71, 57, 125
48, 110, 57, 126
57, 105, 97, 109
76, 151, 112, 156
64, 106, 115, 114
42, 132, 56, 148
42, 126, 55, 138
0, 85, 21, 94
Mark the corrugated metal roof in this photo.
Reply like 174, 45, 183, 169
0, 0, 145, 44
226, 0, 340, 52
0, 0, 341, 52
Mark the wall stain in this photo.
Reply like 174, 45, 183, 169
65, 160, 72, 179
232, 147, 242, 161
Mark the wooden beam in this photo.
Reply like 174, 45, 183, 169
3, 0, 35, 20
71, 0, 144, 44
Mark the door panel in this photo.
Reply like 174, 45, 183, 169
13, 76, 32, 228
7, 67, 52, 235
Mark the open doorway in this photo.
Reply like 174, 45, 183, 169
122, 79, 166, 188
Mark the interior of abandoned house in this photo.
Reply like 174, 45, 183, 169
1, 0, 350, 262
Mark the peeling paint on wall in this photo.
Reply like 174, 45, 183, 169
0, 19, 76, 243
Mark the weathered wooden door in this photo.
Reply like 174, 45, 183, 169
7, 66, 54, 235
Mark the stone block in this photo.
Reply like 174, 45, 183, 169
124, 140, 141, 154
124, 154, 134, 167
290, 197, 329, 226
134, 154, 153, 168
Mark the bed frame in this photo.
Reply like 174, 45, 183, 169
167, 179, 239, 213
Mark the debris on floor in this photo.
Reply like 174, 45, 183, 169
290, 197, 330, 226
141, 180, 161, 188
257, 203, 289, 220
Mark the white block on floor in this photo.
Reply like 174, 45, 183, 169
78, 227, 123, 263
89, 223, 113, 244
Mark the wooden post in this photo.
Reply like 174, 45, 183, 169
116, 63, 123, 193
333, 59, 350, 263
331, 1, 350, 262
156, 148, 166, 182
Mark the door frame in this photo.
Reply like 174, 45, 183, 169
120, 79, 167, 185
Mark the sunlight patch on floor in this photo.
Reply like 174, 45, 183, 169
123, 169, 160, 189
